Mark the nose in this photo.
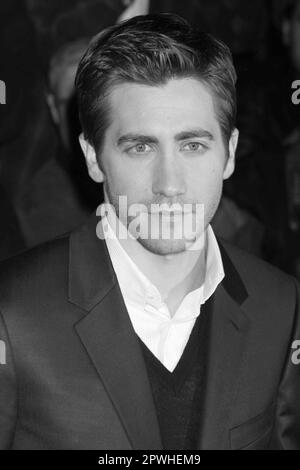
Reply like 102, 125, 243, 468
152, 152, 186, 198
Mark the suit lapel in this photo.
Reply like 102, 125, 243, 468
68, 214, 162, 449
197, 241, 251, 449
68, 215, 251, 450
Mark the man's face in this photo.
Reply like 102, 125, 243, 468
85, 78, 237, 255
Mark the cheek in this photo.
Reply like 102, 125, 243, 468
105, 159, 150, 198
187, 159, 225, 195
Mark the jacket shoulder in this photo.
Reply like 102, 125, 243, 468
219, 238, 298, 297
0, 234, 70, 310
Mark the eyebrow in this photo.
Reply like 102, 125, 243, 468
117, 128, 214, 146
117, 134, 159, 146
174, 129, 214, 141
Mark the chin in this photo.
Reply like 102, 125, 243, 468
136, 237, 190, 256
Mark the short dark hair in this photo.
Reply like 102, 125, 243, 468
75, 13, 237, 153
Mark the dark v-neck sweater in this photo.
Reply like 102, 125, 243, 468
137, 300, 210, 450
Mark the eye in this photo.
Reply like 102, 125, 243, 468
182, 141, 206, 152
127, 143, 152, 155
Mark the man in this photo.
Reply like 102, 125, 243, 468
0, 13, 299, 450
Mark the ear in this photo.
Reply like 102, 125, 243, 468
223, 128, 239, 180
78, 133, 104, 183
282, 19, 291, 46
46, 93, 60, 124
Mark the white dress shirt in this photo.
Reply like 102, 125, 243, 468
102, 204, 224, 372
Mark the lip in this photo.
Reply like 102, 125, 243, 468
157, 211, 187, 215
134, 207, 194, 217
149, 211, 191, 217
149, 208, 193, 215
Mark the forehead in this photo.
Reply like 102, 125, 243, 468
107, 78, 220, 137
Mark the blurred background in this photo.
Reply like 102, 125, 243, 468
0, 0, 299, 279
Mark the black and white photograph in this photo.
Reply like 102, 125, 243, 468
0, 0, 300, 453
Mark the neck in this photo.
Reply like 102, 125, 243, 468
125, 236, 205, 295
106, 205, 207, 302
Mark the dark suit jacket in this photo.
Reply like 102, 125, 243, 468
0, 213, 299, 450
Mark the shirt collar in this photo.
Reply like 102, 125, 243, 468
101, 203, 224, 314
